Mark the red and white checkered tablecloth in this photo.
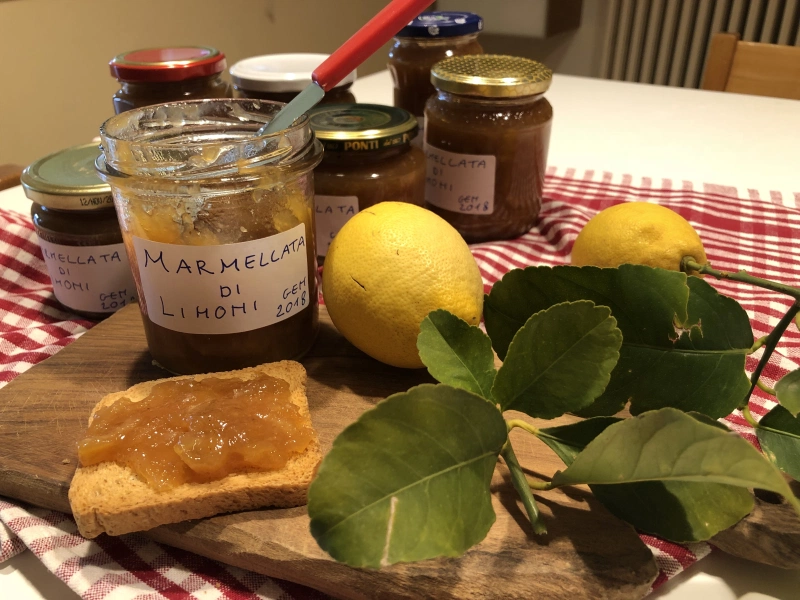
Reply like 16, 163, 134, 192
2, 167, 799, 598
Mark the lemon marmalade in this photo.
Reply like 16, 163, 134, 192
78, 374, 313, 491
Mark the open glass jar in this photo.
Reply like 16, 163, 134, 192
424, 55, 553, 243
97, 99, 323, 375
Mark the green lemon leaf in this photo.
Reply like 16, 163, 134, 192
590, 481, 754, 542
757, 404, 800, 481
600, 276, 750, 418
308, 384, 508, 568
537, 417, 623, 465
677, 277, 754, 351
491, 301, 622, 418
417, 309, 497, 400
586, 344, 750, 419
485, 265, 689, 360
485, 265, 751, 418
552, 408, 800, 519
775, 370, 800, 417
538, 414, 750, 541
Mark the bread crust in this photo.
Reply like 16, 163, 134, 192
68, 361, 321, 538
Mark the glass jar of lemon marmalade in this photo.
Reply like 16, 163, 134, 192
22, 143, 137, 319
231, 53, 356, 105
424, 55, 553, 243
109, 46, 231, 114
388, 12, 484, 124
308, 104, 425, 258
97, 99, 322, 375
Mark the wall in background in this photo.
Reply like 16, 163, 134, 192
0, 0, 391, 165
476, 1, 613, 79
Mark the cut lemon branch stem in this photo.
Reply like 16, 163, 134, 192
501, 442, 547, 535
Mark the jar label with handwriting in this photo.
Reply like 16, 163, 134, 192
132, 224, 309, 335
315, 195, 359, 257
38, 239, 137, 314
424, 142, 496, 215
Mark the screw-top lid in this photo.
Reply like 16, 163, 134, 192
230, 53, 357, 93
109, 46, 227, 83
431, 54, 552, 98
21, 143, 113, 211
308, 104, 417, 152
396, 11, 483, 38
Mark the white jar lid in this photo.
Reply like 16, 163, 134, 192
230, 53, 357, 93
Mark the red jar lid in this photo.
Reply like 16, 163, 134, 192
109, 46, 227, 83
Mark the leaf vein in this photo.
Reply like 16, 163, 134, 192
315, 451, 499, 537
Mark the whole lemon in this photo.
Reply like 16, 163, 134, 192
322, 202, 484, 368
571, 202, 707, 272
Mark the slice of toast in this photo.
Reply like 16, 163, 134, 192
69, 361, 321, 538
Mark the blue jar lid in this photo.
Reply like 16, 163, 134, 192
396, 12, 483, 38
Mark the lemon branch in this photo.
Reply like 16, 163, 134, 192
682, 258, 800, 300
742, 301, 800, 408
500, 441, 547, 535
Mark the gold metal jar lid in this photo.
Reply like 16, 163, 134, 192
431, 54, 552, 98
309, 104, 418, 152
21, 143, 114, 211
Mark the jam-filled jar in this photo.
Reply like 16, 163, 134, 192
97, 99, 323, 375
388, 12, 483, 125
308, 104, 425, 258
424, 55, 553, 243
231, 53, 356, 104
21, 143, 137, 319
110, 46, 232, 114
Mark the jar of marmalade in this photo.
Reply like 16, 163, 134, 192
424, 55, 553, 243
21, 143, 137, 320
308, 104, 425, 258
97, 99, 323, 375
231, 53, 356, 104
110, 46, 232, 114
388, 12, 483, 126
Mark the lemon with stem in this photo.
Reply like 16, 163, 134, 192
571, 202, 707, 272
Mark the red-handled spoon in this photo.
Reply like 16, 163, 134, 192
257, 0, 435, 135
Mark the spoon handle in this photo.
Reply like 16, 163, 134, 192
312, 0, 435, 91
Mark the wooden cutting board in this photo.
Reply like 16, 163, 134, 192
0, 304, 791, 598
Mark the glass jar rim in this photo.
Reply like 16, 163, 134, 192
97, 98, 321, 183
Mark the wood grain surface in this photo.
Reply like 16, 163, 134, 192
0, 303, 792, 598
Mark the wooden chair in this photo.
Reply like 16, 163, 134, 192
0, 164, 23, 191
702, 32, 800, 100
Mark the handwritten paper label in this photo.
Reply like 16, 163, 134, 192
424, 142, 496, 215
315, 195, 359, 257
38, 239, 137, 314
132, 224, 310, 335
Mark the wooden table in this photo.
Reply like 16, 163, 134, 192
2, 72, 800, 600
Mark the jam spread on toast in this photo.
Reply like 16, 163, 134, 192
78, 373, 313, 491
